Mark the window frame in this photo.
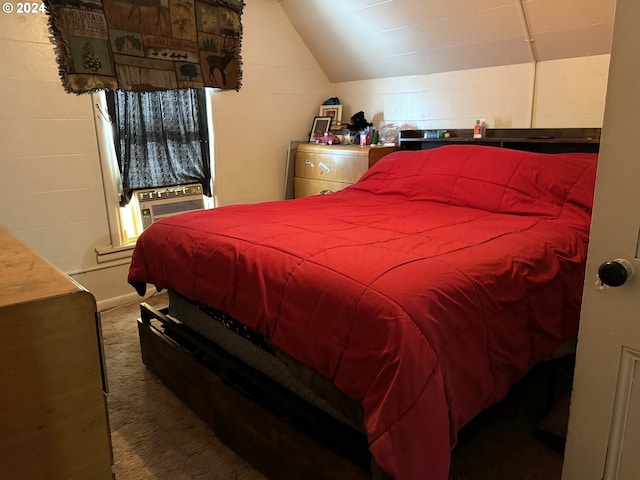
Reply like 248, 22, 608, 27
92, 89, 215, 258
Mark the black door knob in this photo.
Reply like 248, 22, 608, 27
597, 260, 631, 287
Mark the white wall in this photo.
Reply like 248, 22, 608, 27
332, 55, 610, 131
211, 0, 331, 206
534, 56, 610, 127
0, 15, 111, 271
0, 0, 611, 308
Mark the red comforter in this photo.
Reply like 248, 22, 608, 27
129, 145, 597, 479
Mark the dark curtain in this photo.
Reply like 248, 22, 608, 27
106, 89, 212, 206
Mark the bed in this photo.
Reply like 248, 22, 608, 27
128, 130, 599, 480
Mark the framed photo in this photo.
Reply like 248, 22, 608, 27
309, 116, 332, 143
319, 104, 343, 124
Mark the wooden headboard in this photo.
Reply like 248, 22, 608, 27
398, 127, 601, 154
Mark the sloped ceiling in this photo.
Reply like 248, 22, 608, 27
278, 0, 616, 83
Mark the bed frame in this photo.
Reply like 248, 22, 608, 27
139, 302, 375, 480
136, 128, 600, 480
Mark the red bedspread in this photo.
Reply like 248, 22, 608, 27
129, 145, 597, 479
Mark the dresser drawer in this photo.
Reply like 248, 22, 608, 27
295, 150, 369, 183
294, 178, 351, 198
293, 144, 397, 199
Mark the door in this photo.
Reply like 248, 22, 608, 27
562, 0, 640, 478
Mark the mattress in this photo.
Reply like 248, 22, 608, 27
167, 289, 365, 431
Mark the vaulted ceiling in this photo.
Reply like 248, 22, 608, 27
278, 0, 616, 83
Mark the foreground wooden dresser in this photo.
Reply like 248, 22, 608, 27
0, 226, 113, 480
294, 144, 397, 198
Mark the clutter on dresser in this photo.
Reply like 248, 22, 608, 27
378, 121, 399, 146
319, 104, 343, 129
308, 116, 332, 143
313, 132, 342, 145
473, 119, 487, 138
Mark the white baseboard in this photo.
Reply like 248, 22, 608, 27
97, 290, 165, 312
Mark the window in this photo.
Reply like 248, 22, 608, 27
94, 89, 214, 251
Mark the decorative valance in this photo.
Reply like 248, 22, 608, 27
43, 0, 244, 94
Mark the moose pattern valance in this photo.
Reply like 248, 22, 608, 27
44, 0, 244, 93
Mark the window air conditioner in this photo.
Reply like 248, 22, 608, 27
134, 184, 205, 231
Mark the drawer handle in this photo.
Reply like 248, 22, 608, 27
305, 159, 315, 167
320, 190, 333, 195
318, 162, 330, 174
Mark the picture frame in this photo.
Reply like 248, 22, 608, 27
308, 116, 332, 143
319, 104, 343, 124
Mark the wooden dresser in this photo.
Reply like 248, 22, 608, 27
294, 144, 397, 198
0, 226, 113, 480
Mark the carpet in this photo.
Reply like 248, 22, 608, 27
101, 292, 264, 480
534, 391, 572, 454
100, 293, 573, 480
